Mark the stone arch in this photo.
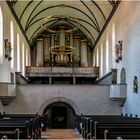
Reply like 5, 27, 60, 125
38, 97, 80, 115
120, 67, 126, 84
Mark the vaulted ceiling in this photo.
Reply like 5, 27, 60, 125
7, 0, 120, 50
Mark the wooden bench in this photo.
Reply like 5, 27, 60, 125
106, 131, 140, 139
0, 122, 29, 139
81, 115, 140, 139
0, 114, 47, 139
81, 115, 125, 139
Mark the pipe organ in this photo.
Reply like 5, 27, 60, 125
35, 26, 88, 67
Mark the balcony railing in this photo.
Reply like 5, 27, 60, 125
25, 66, 99, 78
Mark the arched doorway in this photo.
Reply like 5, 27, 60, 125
43, 102, 76, 129
120, 68, 126, 84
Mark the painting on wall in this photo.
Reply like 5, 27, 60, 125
115, 40, 123, 63
133, 76, 138, 94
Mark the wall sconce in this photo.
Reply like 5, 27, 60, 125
4, 39, 12, 61
115, 40, 123, 63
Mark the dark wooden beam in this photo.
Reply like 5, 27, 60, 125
91, 1, 120, 51
6, 1, 30, 46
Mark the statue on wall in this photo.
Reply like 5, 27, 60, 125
4, 39, 12, 61
115, 40, 123, 63
133, 76, 138, 94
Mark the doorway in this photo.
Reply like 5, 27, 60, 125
43, 102, 75, 129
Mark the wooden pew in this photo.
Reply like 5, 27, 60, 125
0, 114, 47, 139
106, 131, 140, 139
0, 121, 29, 139
81, 115, 124, 139
94, 119, 140, 139
81, 115, 140, 139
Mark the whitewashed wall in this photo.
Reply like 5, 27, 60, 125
0, 2, 30, 82
93, 1, 140, 117
4, 85, 122, 115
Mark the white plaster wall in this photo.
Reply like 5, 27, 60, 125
4, 85, 122, 115
94, 1, 140, 117
0, 2, 30, 82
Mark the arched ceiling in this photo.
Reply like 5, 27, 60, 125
7, 0, 120, 50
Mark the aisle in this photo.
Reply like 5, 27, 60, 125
41, 129, 83, 139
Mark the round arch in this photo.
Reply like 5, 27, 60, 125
120, 67, 126, 84
38, 97, 81, 115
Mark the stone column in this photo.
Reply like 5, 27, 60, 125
70, 33, 73, 46
50, 34, 55, 63
44, 37, 51, 61
49, 77, 52, 84
80, 40, 88, 67
59, 29, 65, 46
73, 37, 80, 65
36, 38, 44, 66
51, 34, 54, 46
73, 77, 76, 85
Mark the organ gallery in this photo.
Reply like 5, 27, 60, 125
34, 18, 90, 68
1, 1, 140, 139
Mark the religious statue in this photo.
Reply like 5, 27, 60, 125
4, 39, 9, 58
4, 39, 12, 61
133, 76, 138, 93
115, 40, 123, 63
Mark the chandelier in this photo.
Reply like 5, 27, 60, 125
50, 45, 76, 64
41, 15, 79, 65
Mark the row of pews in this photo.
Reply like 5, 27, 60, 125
0, 113, 47, 139
79, 115, 140, 139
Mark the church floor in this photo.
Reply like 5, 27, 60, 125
41, 129, 83, 139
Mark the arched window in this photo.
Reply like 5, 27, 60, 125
100, 43, 103, 77
106, 34, 109, 73
112, 23, 116, 68
26, 47, 30, 66
17, 33, 20, 71
120, 68, 126, 84
0, 6, 3, 64
93, 52, 96, 67
96, 48, 99, 67
10, 21, 14, 69
22, 43, 25, 75
26, 47, 28, 66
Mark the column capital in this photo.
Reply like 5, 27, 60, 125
36, 38, 43, 42
80, 39, 87, 46
111, 68, 117, 72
